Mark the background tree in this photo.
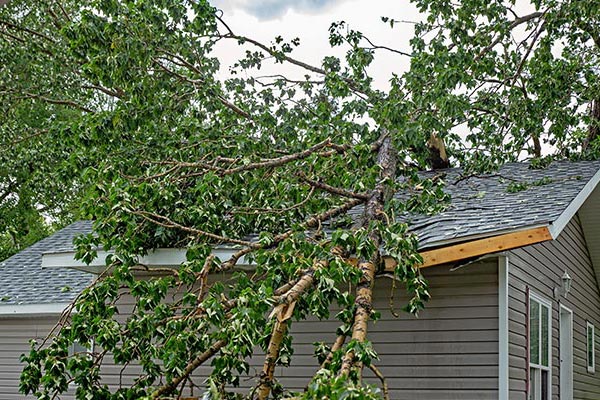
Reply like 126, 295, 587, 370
0, 0, 597, 398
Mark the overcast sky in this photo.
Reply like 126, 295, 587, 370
209, 0, 424, 90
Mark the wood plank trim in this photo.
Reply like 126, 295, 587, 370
384, 226, 552, 272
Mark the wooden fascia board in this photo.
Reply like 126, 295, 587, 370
384, 226, 552, 272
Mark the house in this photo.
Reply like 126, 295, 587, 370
0, 221, 94, 399
2, 160, 600, 399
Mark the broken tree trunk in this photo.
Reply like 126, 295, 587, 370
340, 133, 397, 378
583, 98, 600, 153
255, 263, 324, 399
426, 132, 450, 169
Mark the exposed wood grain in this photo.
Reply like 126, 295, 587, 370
383, 226, 552, 272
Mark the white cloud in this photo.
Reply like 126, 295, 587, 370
209, 1, 424, 91
211, 0, 350, 20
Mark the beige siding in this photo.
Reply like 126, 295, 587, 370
508, 215, 600, 400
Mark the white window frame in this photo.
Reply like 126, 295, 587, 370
529, 292, 552, 400
587, 322, 595, 373
68, 340, 95, 389
68, 340, 94, 357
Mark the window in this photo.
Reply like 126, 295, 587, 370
530, 294, 551, 400
587, 322, 595, 373
68, 341, 94, 388
68, 340, 93, 357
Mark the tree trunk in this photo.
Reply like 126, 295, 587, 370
532, 134, 541, 158
256, 303, 295, 400
583, 98, 600, 153
340, 133, 397, 378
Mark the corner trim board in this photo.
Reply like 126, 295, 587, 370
498, 256, 509, 400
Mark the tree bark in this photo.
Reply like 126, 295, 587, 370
151, 339, 227, 399
583, 98, 600, 153
255, 262, 324, 399
256, 303, 295, 400
340, 133, 397, 378
532, 134, 541, 158
321, 334, 346, 369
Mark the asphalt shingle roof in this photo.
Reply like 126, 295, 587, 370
1, 160, 599, 306
404, 160, 600, 249
0, 220, 94, 305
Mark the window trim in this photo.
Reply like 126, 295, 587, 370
68, 340, 94, 357
68, 340, 95, 389
529, 291, 552, 400
587, 322, 595, 374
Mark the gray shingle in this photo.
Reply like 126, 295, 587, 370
404, 160, 600, 248
2, 161, 599, 306
0, 221, 94, 305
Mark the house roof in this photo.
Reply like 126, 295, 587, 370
4, 160, 600, 310
0, 220, 94, 308
402, 160, 600, 250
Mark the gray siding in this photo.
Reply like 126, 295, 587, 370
194, 259, 499, 399
2, 260, 499, 399
0, 316, 75, 399
346, 259, 499, 399
508, 215, 600, 400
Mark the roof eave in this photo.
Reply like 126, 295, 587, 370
0, 303, 71, 317
548, 167, 600, 239
42, 247, 251, 274
383, 225, 553, 271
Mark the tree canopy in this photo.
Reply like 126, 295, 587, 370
0, 0, 598, 398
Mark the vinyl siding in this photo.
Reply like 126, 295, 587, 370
508, 215, 600, 400
0, 316, 76, 399
1, 259, 499, 399
193, 259, 500, 399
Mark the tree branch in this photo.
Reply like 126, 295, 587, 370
473, 11, 544, 62
150, 339, 227, 399
132, 210, 254, 247
0, 18, 56, 43
215, 15, 369, 96
153, 59, 253, 120
217, 198, 364, 272
161, 139, 348, 177
19, 92, 93, 113
368, 364, 390, 400
296, 171, 369, 200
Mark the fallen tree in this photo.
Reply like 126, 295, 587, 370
0, 0, 597, 398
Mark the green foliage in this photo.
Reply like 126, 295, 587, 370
0, 0, 596, 398
506, 176, 556, 193
303, 370, 383, 400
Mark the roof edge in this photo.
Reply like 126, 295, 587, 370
417, 223, 549, 251
549, 167, 600, 239
42, 247, 249, 274
384, 226, 553, 271
0, 303, 70, 317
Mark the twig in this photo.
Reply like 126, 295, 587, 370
132, 210, 254, 247
369, 364, 390, 400
296, 171, 369, 200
